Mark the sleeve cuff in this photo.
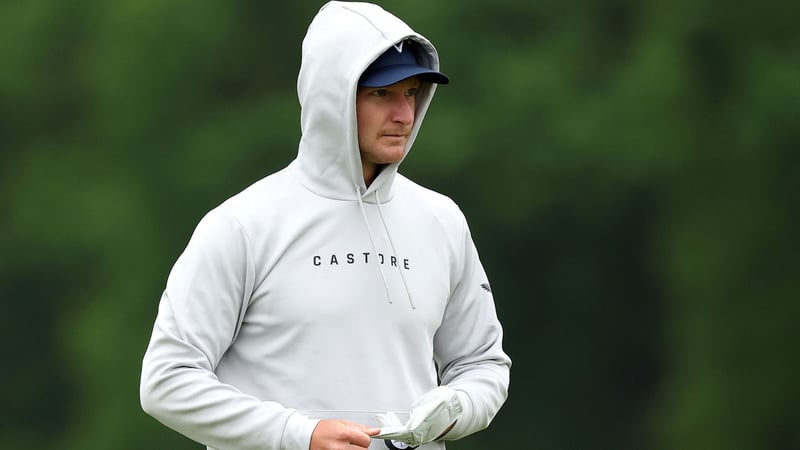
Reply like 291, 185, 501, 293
282, 411, 321, 450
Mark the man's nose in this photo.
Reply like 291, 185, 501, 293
391, 97, 414, 124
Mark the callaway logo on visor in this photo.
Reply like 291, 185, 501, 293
385, 439, 418, 449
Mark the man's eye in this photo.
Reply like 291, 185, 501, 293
406, 88, 418, 96
371, 89, 388, 97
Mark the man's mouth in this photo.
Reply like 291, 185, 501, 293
383, 131, 409, 138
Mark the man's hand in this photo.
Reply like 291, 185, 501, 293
310, 419, 380, 450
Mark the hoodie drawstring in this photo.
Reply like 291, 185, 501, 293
355, 186, 416, 309
356, 186, 392, 304
375, 190, 416, 309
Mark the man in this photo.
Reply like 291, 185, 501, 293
140, 2, 510, 449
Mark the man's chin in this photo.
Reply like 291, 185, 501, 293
379, 147, 407, 163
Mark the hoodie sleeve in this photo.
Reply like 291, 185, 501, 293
139, 208, 319, 450
433, 213, 512, 441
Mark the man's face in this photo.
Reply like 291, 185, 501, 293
356, 77, 420, 177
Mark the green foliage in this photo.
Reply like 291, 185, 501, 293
1, 1, 797, 449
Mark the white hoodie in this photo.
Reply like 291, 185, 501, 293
140, 2, 511, 450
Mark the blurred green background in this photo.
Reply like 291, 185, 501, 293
1, 0, 798, 449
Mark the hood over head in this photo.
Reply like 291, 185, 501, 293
295, 1, 444, 202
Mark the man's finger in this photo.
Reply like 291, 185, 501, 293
346, 429, 372, 448
353, 424, 381, 436
340, 420, 380, 436
332, 421, 376, 447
